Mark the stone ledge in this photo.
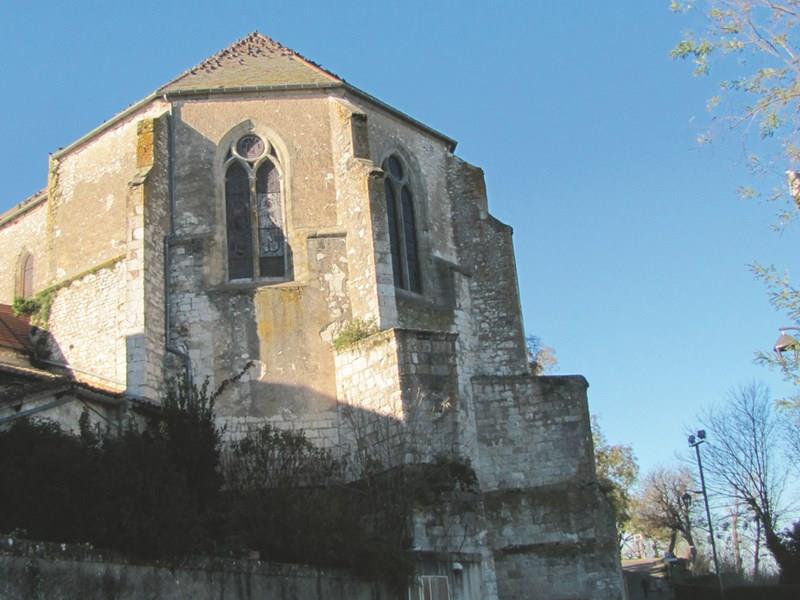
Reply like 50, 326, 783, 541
472, 374, 588, 387
496, 538, 599, 558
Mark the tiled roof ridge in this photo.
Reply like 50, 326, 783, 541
159, 31, 342, 92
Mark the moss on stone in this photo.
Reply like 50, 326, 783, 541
332, 318, 379, 351
13, 255, 125, 329
12, 289, 55, 328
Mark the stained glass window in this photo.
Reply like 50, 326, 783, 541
225, 162, 253, 280
256, 161, 285, 277
224, 134, 286, 280
383, 155, 421, 293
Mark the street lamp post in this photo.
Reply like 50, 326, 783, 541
681, 492, 697, 564
688, 429, 724, 599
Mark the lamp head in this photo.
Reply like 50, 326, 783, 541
697, 429, 706, 440
688, 434, 696, 446
775, 331, 800, 359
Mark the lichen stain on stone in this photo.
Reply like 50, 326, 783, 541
136, 119, 156, 168
255, 287, 303, 345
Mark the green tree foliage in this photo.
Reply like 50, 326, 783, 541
672, 1, 800, 222
672, 0, 800, 497
592, 417, 639, 547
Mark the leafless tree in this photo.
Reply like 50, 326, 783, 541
698, 382, 796, 580
635, 466, 699, 558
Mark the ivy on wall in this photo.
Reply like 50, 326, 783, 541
11, 255, 124, 329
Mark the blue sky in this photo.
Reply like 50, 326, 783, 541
1, 1, 796, 480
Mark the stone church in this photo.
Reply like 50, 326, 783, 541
0, 33, 623, 599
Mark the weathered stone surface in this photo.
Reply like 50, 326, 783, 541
0, 539, 394, 600
0, 195, 47, 301
0, 34, 624, 600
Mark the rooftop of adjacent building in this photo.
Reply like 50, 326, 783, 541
0, 303, 158, 426
0, 304, 34, 354
0, 303, 135, 405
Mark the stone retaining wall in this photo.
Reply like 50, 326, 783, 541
0, 539, 393, 600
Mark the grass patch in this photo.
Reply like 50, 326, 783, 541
332, 319, 379, 351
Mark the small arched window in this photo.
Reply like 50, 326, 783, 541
16, 252, 34, 299
224, 134, 286, 280
383, 155, 421, 293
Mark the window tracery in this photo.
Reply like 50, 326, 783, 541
224, 134, 286, 281
383, 155, 421, 293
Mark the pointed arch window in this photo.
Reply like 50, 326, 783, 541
224, 134, 286, 281
15, 252, 34, 299
383, 155, 421, 293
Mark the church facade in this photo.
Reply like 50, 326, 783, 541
0, 33, 623, 599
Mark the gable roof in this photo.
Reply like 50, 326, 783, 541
0, 304, 34, 354
160, 32, 343, 94
48, 31, 455, 163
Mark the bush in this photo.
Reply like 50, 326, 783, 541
0, 377, 225, 560
674, 583, 800, 600
0, 384, 478, 588
0, 419, 102, 543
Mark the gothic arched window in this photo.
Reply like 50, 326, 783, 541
383, 155, 421, 293
224, 134, 286, 281
16, 252, 34, 299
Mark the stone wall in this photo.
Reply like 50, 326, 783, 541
165, 94, 358, 416
334, 328, 403, 471
0, 388, 126, 434
127, 114, 170, 398
472, 374, 625, 600
46, 259, 127, 391
411, 514, 498, 600
334, 329, 401, 417
348, 92, 462, 335
472, 375, 595, 490
220, 409, 340, 448
0, 108, 170, 399
0, 539, 393, 600
334, 328, 460, 468
47, 102, 168, 284
0, 68, 625, 600
0, 196, 48, 303
172, 94, 339, 284
447, 155, 528, 378
0, 538, 497, 600
484, 486, 623, 600
42, 109, 171, 399
328, 98, 385, 325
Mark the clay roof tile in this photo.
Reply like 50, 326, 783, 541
0, 304, 34, 353
159, 31, 343, 94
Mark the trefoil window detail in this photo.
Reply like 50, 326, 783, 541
224, 134, 286, 280
382, 155, 421, 293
